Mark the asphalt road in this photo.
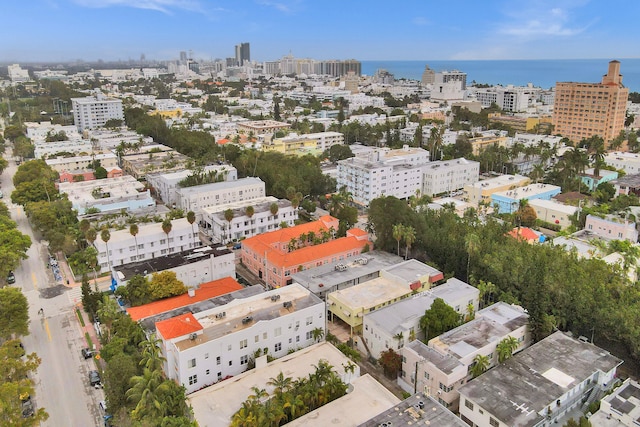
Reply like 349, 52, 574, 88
3, 150, 105, 427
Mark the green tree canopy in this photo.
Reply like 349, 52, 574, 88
148, 271, 187, 301
419, 298, 460, 341
0, 288, 29, 340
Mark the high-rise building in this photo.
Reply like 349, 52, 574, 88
71, 92, 124, 131
421, 65, 435, 85
179, 51, 187, 63
553, 60, 629, 144
235, 42, 250, 66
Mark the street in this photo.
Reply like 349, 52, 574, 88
3, 150, 104, 427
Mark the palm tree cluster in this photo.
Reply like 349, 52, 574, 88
286, 228, 335, 252
392, 223, 416, 260
230, 360, 347, 427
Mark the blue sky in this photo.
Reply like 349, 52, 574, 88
1, 0, 638, 62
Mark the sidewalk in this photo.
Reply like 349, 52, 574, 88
55, 252, 112, 292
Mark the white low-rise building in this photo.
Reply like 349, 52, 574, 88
59, 175, 154, 215
25, 122, 81, 142
93, 217, 199, 269
46, 152, 118, 173
464, 174, 530, 206
156, 283, 325, 394
421, 158, 480, 197
363, 278, 479, 359
528, 199, 577, 229
201, 197, 297, 243
146, 165, 238, 207
34, 139, 95, 158
605, 152, 640, 175
176, 177, 266, 212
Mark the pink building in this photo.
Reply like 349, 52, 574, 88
585, 214, 638, 242
59, 169, 95, 183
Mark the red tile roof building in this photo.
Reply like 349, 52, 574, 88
241, 215, 372, 289
127, 277, 243, 321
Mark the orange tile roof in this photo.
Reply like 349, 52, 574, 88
242, 216, 339, 256
269, 235, 371, 268
156, 312, 202, 340
347, 228, 368, 237
507, 227, 539, 242
127, 277, 242, 321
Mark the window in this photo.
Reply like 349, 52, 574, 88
255, 335, 259, 343
228, 344, 232, 351
240, 339, 247, 349
424, 372, 430, 379
229, 361, 233, 366
274, 342, 282, 352
187, 358, 196, 368
240, 355, 248, 365
306, 316, 313, 326
489, 417, 499, 427
188, 375, 198, 385
205, 369, 210, 375
306, 331, 313, 340
204, 353, 209, 359
465, 399, 474, 410
216, 356, 221, 365
274, 327, 282, 337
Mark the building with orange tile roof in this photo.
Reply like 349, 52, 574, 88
240, 216, 372, 289
156, 312, 203, 340
127, 277, 243, 321
507, 227, 541, 243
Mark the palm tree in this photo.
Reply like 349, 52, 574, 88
288, 238, 297, 252
139, 336, 166, 371
79, 219, 90, 246
267, 372, 293, 397
392, 223, 405, 257
126, 367, 168, 421
100, 228, 111, 269
470, 354, 490, 378
403, 225, 416, 260
245, 205, 255, 219
224, 209, 234, 243
86, 227, 97, 248
477, 280, 497, 308
530, 164, 545, 183
129, 223, 139, 260
186, 211, 197, 248
497, 336, 519, 363
270, 202, 279, 216
162, 219, 172, 253
311, 327, 324, 343
394, 332, 404, 349
465, 233, 480, 283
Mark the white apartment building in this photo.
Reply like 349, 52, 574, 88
111, 245, 235, 290
201, 197, 297, 243
71, 93, 124, 131
458, 331, 622, 427
605, 152, 640, 175
176, 177, 266, 213
337, 146, 430, 206
156, 283, 325, 394
363, 278, 479, 359
34, 139, 94, 159
302, 131, 345, 151
59, 175, 154, 215
25, 122, 81, 142
430, 70, 467, 102
45, 152, 118, 173
528, 199, 577, 229
472, 85, 540, 112
421, 158, 480, 197
87, 128, 153, 151
93, 217, 199, 269
8, 64, 30, 83
398, 302, 530, 411
464, 174, 531, 206
146, 165, 238, 207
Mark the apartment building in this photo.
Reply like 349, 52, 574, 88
527, 199, 577, 229
46, 152, 118, 173
146, 165, 238, 207
58, 175, 153, 215
337, 146, 430, 206
236, 120, 291, 135
421, 158, 480, 197
458, 331, 622, 427
363, 278, 479, 359
553, 60, 629, 144
464, 174, 530, 206
111, 244, 235, 290
71, 93, 124, 131
93, 217, 199, 269
468, 135, 510, 156
241, 216, 371, 289
175, 177, 266, 212
264, 131, 345, 155
491, 183, 561, 214
605, 152, 640, 175
25, 121, 81, 142
155, 283, 325, 394
585, 214, 639, 242
590, 379, 640, 426
34, 139, 94, 159
472, 85, 540, 112
121, 149, 190, 179
398, 302, 530, 411
200, 197, 297, 243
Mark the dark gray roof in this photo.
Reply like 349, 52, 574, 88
459, 331, 623, 427
358, 393, 466, 427
406, 340, 463, 375
610, 173, 640, 188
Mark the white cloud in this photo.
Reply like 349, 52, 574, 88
255, 0, 300, 14
496, 1, 594, 39
412, 16, 429, 26
71, 0, 205, 14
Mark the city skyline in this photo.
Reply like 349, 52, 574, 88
2, 0, 639, 63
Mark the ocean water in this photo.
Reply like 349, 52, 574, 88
361, 59, 640, 92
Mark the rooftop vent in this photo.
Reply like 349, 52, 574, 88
283, 301, 292, 309
270, 294, 281, 302
241, 316, 253, 324
189, 333, 197, 340
215, 312, 226, 319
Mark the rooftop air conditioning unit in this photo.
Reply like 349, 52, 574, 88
283, 301, 292, 309
241, 316, 253, 324
189, 333, 197, 340
270, 294, 281, 302
215, 312, 226, 319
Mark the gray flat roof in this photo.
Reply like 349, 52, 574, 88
291, 251, 403, 294
366, 278, 478, 336
459, 331, 622, 427
406, 340, 464, 375
610, 173, 640, 188
429, 302, 528, 359
383, 259, 443, 282
176, 177, 263, 195
359, 393, 467, 427
114, 244, 233, 281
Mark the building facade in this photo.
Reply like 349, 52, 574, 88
553, 60, 629, 144
421, 158, 480, 197
175, 177, 266, 212
71, 93, 124, 131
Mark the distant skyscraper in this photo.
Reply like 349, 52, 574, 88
553, 60, 629, 144
179, 51, 187, 63
421, 65, 435, 85
235, 42, 250, 66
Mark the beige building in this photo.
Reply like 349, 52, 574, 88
463, 174, 530, 206
553, 60, 629, 144
468, 135, 509, 156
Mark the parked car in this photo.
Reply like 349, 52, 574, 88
232, 242, 242, 250
21, 394, 34, 418
81, 348, 94, 359
7, 271, 15, 284
89, 370, 102, 388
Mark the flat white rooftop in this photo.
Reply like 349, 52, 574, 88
329, 277, 409, 309
493, 183, 560, 199
188, 342, 360, 427
528, 198, 577, 215
467, 174, 529, 190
